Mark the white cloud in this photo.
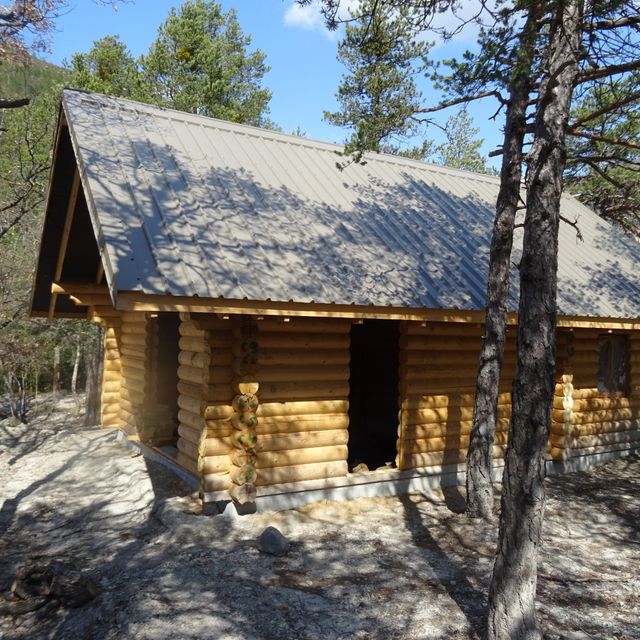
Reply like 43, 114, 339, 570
283, 1, 359, 38
283, 2, 326, 32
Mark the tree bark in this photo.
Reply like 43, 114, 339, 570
71, 341, 80, 395
52, 345, 60, 397
486, 2, 583, 639
466, 5, 541, 519
84, 329, 105, 426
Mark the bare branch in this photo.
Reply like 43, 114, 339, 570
0, 97, 30, 109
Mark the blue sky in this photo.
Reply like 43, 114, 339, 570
43, 0, 504, 162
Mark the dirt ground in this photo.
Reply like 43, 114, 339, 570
0, 395, 638, 640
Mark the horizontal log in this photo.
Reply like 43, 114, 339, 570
402, 404, 512, 426
204, 404, 234, 420
548, 432, 568, 449
257, 413, 349, 433
177, 423, 203, 445
400, 335, 488, 351
245, 333, 349, 351
211, 367, 233, 383
121, 333, 147, 347
203, 435, 231, 456
257, 399, 349, 418
104, 348, 121, 361
562, 396, 639, 413
120, 344, 147, 360
256, 444, 348, 469
256, 429, 349, 452
178, 408, 206, 431
121, 311, 147, 322
401, 392, 511, 411
402, 432, 509, 455
121, 322, 147, 336
179, 336, 210, 354
259, 380, 349, 402
105, 338, 119, 350
402, 323, 485, 337
121, 366, 145, 383
567, 407, 639, 425
570, 430, 640, 449
121, 376, 146, 397
256, 364, 349, 383
122, 356, 146, 372
570, 387, 624, 400
177, 437, 200, 462
202, 473, 231, 493
178, 350, 210, 369
103, 374, 123, 387
571, 420, 639, 437
257, 319, 351, 334
205, 384, 233, 403
178, 395, 206, 416
206, 419, 234, 438
176, 451, 198, 476
259, 348, 350, 366
202, 454, 231, 475
190, 316, 234, 332
102, 415, 122, 427
400, 445, 506, 470
103, 380, 121, 394
179, 321, 206, 338
178, 365, 206, 386
177, 380, 204, 400
255, 460, 348, 486
402, 418, 511, 440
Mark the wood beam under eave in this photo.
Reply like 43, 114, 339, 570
48, 169, 81, 319
52, 281, 110, 296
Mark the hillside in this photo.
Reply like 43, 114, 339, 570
0, 55, 69, 101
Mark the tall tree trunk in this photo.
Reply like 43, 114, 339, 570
52, 345, 61, 397
71, 340, 80, 395
486, 3, 583, 639
84, 328, 105, 426
466, 5, 541, 519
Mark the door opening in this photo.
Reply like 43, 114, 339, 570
147, 312, 180, 449
348, 320, 400, 471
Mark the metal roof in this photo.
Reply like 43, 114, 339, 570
61, 88, 640, 319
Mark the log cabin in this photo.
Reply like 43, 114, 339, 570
31, 89, 640, 512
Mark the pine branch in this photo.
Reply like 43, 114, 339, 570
568, 129, 640, 152
569, 91, 640, 129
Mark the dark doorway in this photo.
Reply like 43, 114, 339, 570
147, 312, 180, 448
348, 320, 400, 471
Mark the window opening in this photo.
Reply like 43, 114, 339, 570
597, 334, 628, 395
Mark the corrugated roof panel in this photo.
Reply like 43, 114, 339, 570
61, 89, 640, 319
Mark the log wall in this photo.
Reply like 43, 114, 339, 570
196, 316, 351, 496
101, 324, 123, 427
397, 322, 514, 470
177, 313, 235, 489
252, 317, 351, 489
549, 329, 640, 457
118, 311, 149, 439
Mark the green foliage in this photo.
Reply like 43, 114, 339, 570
432, 108, 493, 173
0, 59, 101, 409
68, 35, 150, 101
142, 0, 271, 125
324, 0, 431, 163
566, 76, 640, 236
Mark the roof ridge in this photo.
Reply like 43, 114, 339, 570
61, 87, 501, 186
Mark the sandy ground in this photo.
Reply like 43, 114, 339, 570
0, 395, 638, 640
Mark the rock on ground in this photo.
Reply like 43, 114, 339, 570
0, 394, 638, 639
